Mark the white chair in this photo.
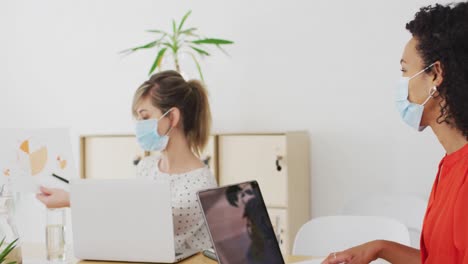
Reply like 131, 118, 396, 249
292, 216, 410, 263
341, 194, 427, 248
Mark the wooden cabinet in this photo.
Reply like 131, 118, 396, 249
268, 208, 288, 252
80, 135, 217, 179
216, 132, 310, 254
80, 132, 310, 254
81, 136, 143, 180
218, 135, 287, 207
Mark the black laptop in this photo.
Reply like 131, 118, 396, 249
197, 181, 285, 264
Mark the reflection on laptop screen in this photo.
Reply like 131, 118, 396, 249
198, 181, 285, 264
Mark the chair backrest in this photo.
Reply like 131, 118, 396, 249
341, 194, 427, 248
292, 215, 411, 257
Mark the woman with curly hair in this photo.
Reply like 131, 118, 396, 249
322, 2, 468, 264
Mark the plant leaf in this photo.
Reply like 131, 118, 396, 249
178, 10, 192, 32
0, 237, 5, 249
119, 33, 167, 55
172, 19, 177, 34
189, 53, 204, 82
6, 261, 16, 264
179, 27, 199, 36
148, 48, 167, 76
129, 40, 158, 51
162, 42, 177, 53
192, 38, 234, 45
0, 239, 18, 262
215, 44, 230, 56
146, 29, 168, 35
0, 247, 15, 262
119, 40, 159, 54
190, 46, 210, 56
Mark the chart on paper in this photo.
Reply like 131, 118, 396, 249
0, 129, 75, 193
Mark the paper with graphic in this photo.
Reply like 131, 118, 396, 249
0, 129, 75, 193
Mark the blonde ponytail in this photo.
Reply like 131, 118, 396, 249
187, 80, 212, 156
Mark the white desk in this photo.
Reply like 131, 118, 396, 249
22, 243, 321, 264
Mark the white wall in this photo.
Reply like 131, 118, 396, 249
1, 0, 451, 242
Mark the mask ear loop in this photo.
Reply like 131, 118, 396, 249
422, 86, 438, 106
164, 126, 174, 136
159, 108, 174, 136
409, 62, 437, 80
159, 108, 173, 120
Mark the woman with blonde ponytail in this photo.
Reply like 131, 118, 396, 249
37, 70, 217, 255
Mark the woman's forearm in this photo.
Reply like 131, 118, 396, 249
376, 240, 421, 264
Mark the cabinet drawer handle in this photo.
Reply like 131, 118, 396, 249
133, 155, 142, 166
275, 215, 281, 242
203, 155, 211, 166
276, 155, 283, 172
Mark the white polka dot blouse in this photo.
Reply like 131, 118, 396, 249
136, 155, 218, 253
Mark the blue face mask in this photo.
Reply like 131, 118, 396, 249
135, 109, 173, 151
395, 63, 437, 131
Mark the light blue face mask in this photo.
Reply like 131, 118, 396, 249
395, 63, 437, 131
135, 109, 173, 151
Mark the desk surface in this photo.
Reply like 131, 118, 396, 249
22, 244, 319, 264
80, 254, 315, 264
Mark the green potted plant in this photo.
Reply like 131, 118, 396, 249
0, 238, 19, 264
121, 10, 234, 81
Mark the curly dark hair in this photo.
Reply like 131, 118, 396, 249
406, 2, 468, 139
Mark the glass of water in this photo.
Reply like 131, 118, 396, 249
46, 209, 66, 262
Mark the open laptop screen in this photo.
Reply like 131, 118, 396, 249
198, 181, 285, 264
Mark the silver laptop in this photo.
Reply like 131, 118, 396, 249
70, 179, 198, 263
